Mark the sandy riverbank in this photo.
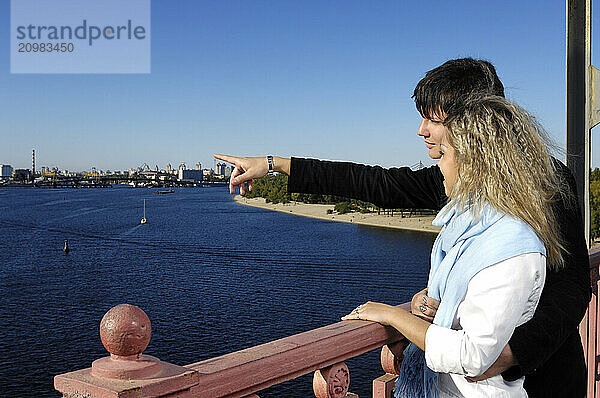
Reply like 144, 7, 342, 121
233, 195, 441, 234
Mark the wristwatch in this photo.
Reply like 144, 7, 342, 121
267, 155, 275, 178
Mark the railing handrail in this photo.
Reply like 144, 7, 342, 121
587, 245, 600, 294
185, 303, 409, 397
581, 245, 600, 397
54, 303, 409, 397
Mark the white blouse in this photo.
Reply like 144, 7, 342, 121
425, 252, 546, 397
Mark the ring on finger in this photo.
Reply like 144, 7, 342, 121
419, 305, 427, 313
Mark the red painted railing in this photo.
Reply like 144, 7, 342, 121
580, 245, 600, 398
55, 248, 600, 398
54, 303, 410, 397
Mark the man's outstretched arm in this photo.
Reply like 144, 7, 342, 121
287, 157, 446, 210
214, 154, 447, 211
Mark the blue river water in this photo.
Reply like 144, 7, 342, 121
0, 187, 436, 397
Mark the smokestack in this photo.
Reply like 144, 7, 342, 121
32, 149, 35, 182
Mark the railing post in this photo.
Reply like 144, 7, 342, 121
313, 362, 351, 398
373, 340, 408, 398
54, 304, 200, 398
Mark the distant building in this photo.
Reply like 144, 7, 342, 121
195, 162, 202, 170
215, 162, 227, 176
12, 169, 31, 181
178, 168, 203, 182
224, 165, 233, 178
140, 170, 158, 180
1, 165, 13, 180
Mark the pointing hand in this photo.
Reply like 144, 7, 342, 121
213, 154, 269, 195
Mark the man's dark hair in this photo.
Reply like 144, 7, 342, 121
413, 58, 505, 120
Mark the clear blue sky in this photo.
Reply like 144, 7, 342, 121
1, 0, 599, 171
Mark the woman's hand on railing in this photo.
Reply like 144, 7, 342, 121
342, 301, 396, 325
213, 154, 291, 195
411, 287, 439, 322
343, 301, 431, 351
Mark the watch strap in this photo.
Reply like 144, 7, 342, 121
267, 156, 274, 176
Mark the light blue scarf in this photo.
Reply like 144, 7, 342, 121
395, 201, 546, 398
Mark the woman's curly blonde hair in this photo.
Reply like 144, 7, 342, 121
444, 96, 566, 270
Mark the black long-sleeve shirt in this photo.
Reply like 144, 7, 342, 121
288, 157, 590, 398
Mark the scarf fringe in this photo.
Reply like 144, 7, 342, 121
394, 342, 439, 398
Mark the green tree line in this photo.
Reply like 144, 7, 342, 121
244, 174, 374, 214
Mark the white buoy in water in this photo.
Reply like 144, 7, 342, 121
140, 199, 147, 224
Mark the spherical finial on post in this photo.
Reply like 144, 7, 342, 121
92, 304, 161, 380
100, 304, 151, 358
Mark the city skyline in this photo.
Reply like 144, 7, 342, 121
2, 1, 599, 171
2, 150, 232, 175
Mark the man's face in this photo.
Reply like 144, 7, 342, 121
417, 112, 448, 159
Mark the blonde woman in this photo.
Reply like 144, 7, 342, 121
342, 96, 565, 397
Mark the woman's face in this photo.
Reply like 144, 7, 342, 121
437, 131, 458, 197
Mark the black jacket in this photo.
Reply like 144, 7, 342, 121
288, 157, 590, 398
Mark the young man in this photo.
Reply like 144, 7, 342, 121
215, 58, 590, 397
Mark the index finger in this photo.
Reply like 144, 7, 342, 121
214, 154, 239, 165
